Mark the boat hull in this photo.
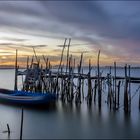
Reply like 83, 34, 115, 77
0, 89, 56, 106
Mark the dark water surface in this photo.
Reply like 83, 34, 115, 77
0, 69, 139, 139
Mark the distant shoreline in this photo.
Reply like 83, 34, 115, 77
0, 66, 140, 70
0, 66, 140, 69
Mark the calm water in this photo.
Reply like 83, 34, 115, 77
0, 68, 140, 139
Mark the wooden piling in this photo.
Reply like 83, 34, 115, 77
58, 38, 67, 72
70, 65, 74, 101
75, 53, 83, 103
60, 66, 64, 100
14, 50, 18, 91
108, 73, 113, 110
20, 108, 24, 140
114, 62, 117, 110
66, 38, 71, 73
139, 90, 140, 110
81, 69, 84, 100
107, 73, 110, 106
87, 59, 92, 104
128, 65, 131, 110
97, 50, 101, 108
94, 80, 97, 103
54, 38, 67, 93
67, 55, 72, 101
33, 47, 39, 63
124, 65, 129, 112
7, 124, 10, 134
17, 45, 140, 112
117, 81, 121, 108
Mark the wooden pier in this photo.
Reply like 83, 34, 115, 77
14, 38, 140, 112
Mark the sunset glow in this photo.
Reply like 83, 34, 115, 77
0, 1, 140, 67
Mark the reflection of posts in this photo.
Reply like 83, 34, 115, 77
20, 108, 24, 140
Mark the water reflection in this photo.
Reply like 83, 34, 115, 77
0, 100, 140, 139
0, 68, 140, 138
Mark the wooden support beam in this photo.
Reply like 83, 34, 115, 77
14, 49, 18, 90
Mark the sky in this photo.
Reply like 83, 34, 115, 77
0, 1, 140, 67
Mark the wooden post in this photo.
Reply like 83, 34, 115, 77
20, 108, 24, 140
60, 66, 64, 100
81, 69, 84, 100
66, 38, 71, 74
114, 62, 117, 110
67, 55, 72, 101
70, 66, 74, 101
26, 56, 29, 70
139, 90, 140, 110
75, 53, 83, 103
49, 61, 51, 70
94, 80, 97, 103
97, 50, 101, 108
128, 65, 131, 111
58, 38, 67, 72
107, 73, 110, 105
54, 38, 67, 93
73, 58, 75, 71
14, 50, 18, 90
109, 73, 112, 110
42, 55, 49, 69
124, 64, 128, 112
117, 81, 121, 108
7, 124, 10, 134
87, 59, 92, 104
32, 47, 39, 63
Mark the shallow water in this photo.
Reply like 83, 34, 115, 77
0, 68, 139, 139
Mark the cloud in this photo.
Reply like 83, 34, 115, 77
0, 37, 27, 42
0, 1, 140, 65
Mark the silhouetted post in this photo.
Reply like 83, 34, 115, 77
94, 80, 97, 103
66, 38, 71, 74
42, 55, 48, 70
128, 65, 131, 111
33, 47, 39, 63
139, 90, 140, 110
109, 74, 112, 110
107, 73, 110, 105
70, 63, 74, 101
26, 56, 29, 70
20, 108, 24, 140
30, 55, 34, 69
67, 55, 72, 101
14, 50, 18, 90
97, 50, 101, 109
124, 64, 129, 112
117, 81, 121, 108
87, 59, 92, 104
73, 58, 75, 71
7, 124, 10, 134
75, 53, 83, 103
81, 69, 84, 100
60, 66, 64, 100
58, 38, 67, 72
114, 62, 117, 110
54, 38, 67, 93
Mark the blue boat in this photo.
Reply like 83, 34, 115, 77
0, 88, 56, 106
